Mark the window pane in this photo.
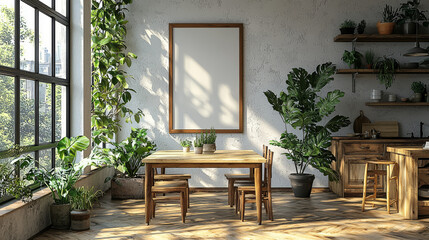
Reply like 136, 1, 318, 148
55, 85, 66, 141
20, 2, 35, 72
0, 75, 15, 151
39, 0, 51, 8
20, 79, 35, 146
39, 148, 52, 170
55, 22, 66, 79
39, 82, 52, 143
0, 1, 15, 68
39, 13, 52, 76
55, 0, 66, 16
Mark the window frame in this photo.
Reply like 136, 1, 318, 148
0, 0, 70, 183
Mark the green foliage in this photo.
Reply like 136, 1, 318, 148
357, 20, 366, 34
264, 62, 350, 181
70, 186, 102, 210
411, 81, 425, 93
180, 139, 192, 147
341, 50, 363, 69
398, 0, 428, 26
90, 128, 156, 178
364, 50, 376, 67
0, 156, 33, 202
340, 19, 356, 29
375, 56, 400, 89
91, 0, 142, 146
382, 5, 400, 23
194, 133, 203, 148
202, 128, 217, 144
23, 136, 90, 204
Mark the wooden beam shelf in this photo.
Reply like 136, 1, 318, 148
334, 34, 429, 42
337, 69, 429, 74
365, 102, 429, 106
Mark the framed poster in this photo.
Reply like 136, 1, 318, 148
169, 23, 243, 133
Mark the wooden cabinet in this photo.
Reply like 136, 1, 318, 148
329, 137, 427, 197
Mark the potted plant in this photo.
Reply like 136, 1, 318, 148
357, 20, 366, 34
24, 136, 90, 229
180, 139, 192, 152
398, 0, 428, 34
364, 50, 375, 69
202, 128, 217, 154
70, 186, 102, 231
342, 50, 363, 69
377, 5, 399, 35
194, 133, 203, 154
339, 19, 356, 34
0, 155, 33, 203
375, 56, 400, 89
264, 62, 350, 198
91, 128, 156, 199
411, 81, 425, 102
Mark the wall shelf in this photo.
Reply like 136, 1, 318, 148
334, 34, 429, 42
337, 69, 429, 74
365, 102, 429, 106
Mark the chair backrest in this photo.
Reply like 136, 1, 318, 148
264, 148, 274, 190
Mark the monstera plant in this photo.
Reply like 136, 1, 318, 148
264, 62, 350, 198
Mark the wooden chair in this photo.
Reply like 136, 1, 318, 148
151, 180, 188, 223
236, 149, 274, 221
362, 160, 399, 214
225, 145, 267, 207
154, 168, 191, 208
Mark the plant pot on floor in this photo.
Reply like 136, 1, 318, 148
50, 203, 71, 229
377, 22, 395, 35
203, 144, 216, 154
70, 210, 91, 231
340, 28, 355, 34
289, 173, 315, 198
111, 175, 145, 199
402, 22, 417, 34
194, 147, 203, 154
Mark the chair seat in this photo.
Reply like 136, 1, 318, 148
153, 180, 188, 192
154, 174, 191, 180
225, 173, 252, 180
237, 185, 268, 192
234, 180, 255, 187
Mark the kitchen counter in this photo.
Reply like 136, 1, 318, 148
387, 146, 429, 219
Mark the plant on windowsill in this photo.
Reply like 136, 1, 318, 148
180, 139, 192, 153
375, 56, 400, 89
0, 155, 33, 203
90, 128, 156, 199
377, 4, 400, 35
194, 133, 204, 154
342, 50, 363, 69
202, 128, 217, 154
264, 62, 350, 198
411, 81, 425, 102
70, 186, 102, 231
23, 136, 90, 230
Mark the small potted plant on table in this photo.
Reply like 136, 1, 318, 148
181, 139, 192, 152
202, 128, 217, 154
70, 186, 102, 231
411, 81, 425, 102
194, 133, 203, 154
377, 5, 399, 35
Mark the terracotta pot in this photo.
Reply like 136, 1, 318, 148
377, 22, 395, 35
203, 144, 216, 154
111, 175, 144, 199
194, 147, 203, 154
183, 146, 190, 152
50, 203, 71, 229
70, 210, 91, 231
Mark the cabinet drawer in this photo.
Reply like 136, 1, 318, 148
343, 143, 384, 155
344, 155, 384, 163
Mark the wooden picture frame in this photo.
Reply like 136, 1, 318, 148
169, 23, 243, 133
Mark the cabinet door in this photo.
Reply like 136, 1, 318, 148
344, 156, 385, 193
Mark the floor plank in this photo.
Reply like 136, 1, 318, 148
34, 191, 429, 240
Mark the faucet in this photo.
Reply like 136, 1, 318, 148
420, 122, 424, 138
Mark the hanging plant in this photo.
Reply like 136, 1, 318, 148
375, 56, 400, 89
91, 0, 143, 145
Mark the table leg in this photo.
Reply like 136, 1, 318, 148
254, 165, 262, 225
145, 163, 152, 225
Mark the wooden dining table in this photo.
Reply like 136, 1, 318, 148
143, 150, 267, 225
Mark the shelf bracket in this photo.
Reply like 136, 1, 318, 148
352, 72, 358, 93
352, 37, 357, 51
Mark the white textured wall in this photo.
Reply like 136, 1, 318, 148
121, 0, 429, 188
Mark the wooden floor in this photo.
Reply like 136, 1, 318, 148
34, 191, 429, 240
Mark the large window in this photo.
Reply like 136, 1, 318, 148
0, 0, 69, 191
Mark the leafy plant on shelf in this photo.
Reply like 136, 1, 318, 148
398, 0, 428, 26
23, 136, 90, 204
70, 186, 102, 211
340, 19, 356, 29
194, 133, 203, 148
342, 50, 363, 69
357, 20, 366, 34
382, 4, 400, 23
90, 128, 156, 178
411, 81, 425, 93
0, 156, 33, 202
364, 50, 375, 69
202, 128, 217, 144
375, 56, 400, 89
264, 62, 350, 181
180, 139, 192, 148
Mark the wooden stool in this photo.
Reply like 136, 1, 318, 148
362, 161, 398, 214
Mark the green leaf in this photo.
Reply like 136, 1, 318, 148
99, 35, 112, 45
